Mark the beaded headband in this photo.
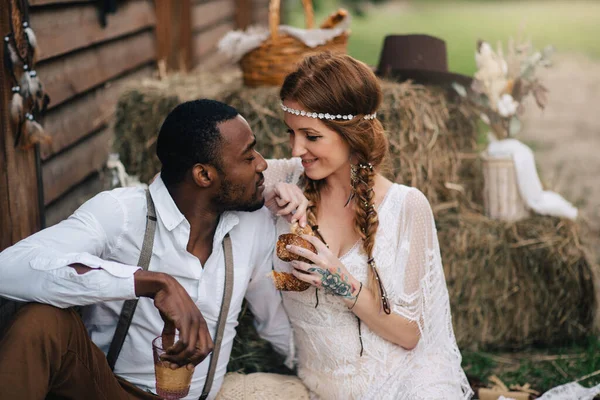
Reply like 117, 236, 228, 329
280, 103, 377, 121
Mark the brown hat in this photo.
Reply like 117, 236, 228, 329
376, 34, 472, 86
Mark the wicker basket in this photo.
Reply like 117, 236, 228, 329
481, 151, 530, 222
239, 0, 349, 87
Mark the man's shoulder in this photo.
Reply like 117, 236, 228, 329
76, 186, 148, 219
230, 207, 275, 237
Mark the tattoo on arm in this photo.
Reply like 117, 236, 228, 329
308, 267, 356, 299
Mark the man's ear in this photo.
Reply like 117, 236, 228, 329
191, 164, 217, 188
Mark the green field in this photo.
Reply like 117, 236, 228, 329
289, 0, 600, 75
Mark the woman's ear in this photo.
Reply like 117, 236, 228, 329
349, 152, 358, 165
191, 164, 217, 188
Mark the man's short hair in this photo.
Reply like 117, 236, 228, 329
156, 99, 239, 186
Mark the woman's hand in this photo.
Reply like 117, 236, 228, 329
287, 234, 361, 301
264, 182, 309, 227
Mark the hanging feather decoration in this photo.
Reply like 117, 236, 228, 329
22, 113, 50, 149
28, 70, 41, 97
4, 35, 21, 67
23, 22, 38, 62
19, 64, 31, 96
10, 86, 23, 125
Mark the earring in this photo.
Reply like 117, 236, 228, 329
345, 164, 358, 207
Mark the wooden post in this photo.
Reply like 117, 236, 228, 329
0, 0, 41, 251
155, 0, 192, 73
235, 0, 252, 30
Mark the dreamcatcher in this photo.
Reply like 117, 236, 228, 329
4, 0, 50, 149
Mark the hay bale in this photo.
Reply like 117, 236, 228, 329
113, 89, 179, 184
440, 209, 595, 350
111, 70, 596, 355
221, 80, 482, 208
113, 71, 481, 208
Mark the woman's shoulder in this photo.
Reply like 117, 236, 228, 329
382, 183, 432, 213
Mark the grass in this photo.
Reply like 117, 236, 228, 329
288, 0, 600, 75
462, 337, 600, 394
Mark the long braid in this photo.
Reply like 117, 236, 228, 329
353, 164, 389, 310
302, 175, 320, 229
302, 175, 322, 308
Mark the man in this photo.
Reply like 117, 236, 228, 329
0, 99, 299, 399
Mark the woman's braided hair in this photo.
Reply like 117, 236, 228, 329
280, 52, 389, 306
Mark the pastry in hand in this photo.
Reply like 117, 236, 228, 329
270, 270, 311, 292
276, 223, 316, 263
272, 223, 317, 292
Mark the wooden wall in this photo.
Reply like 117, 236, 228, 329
30, 0, 157, 226
191, 0, 270, 70
40, 0, 271, 225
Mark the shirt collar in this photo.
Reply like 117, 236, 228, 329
149, 174, 240, 237
149, 174, 186, 232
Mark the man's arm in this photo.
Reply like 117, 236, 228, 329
243, 223, 292, 361
0, 191, 141, 307
0, 190, 214, 367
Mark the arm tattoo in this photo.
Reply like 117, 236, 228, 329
308, 266, 356, 299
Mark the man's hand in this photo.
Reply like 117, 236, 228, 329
134, 270, 213, 369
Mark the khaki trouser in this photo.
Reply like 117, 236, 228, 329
0, 303, 158, 400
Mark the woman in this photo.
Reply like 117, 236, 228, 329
264, 52, 473, 399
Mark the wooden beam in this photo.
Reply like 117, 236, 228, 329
31, 0, 155, 61
235, 0, 252, 30
192, 20, 235, 65
40, 65, 154, 160
155, 0, 193, 72
0, 0, 41, 251
38, 30, 155, 109
42, 128, 112, 205
193, 0, 236, 32
178, 0, 193, 72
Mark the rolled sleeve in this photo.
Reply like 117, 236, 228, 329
0, 190, 142, 308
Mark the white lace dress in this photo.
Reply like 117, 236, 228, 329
265, 158, 473, 400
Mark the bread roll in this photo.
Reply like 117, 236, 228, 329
276, 233, 316, 263
271, 271, 311, 292
272, 223, 317, 292
290, 222, 315, 237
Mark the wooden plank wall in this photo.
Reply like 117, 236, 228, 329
29, 0, 157, 226
192, 0, 270, 70
0, 0, 157, 333
38, 0, 269, 224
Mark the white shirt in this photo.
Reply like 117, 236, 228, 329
0, 175, 291, 400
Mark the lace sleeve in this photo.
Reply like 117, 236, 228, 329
264, 158, 304, 188
388, 188, 473, 399
390, 188, 436, 327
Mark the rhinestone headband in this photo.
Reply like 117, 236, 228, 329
280, 103, 377, 121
